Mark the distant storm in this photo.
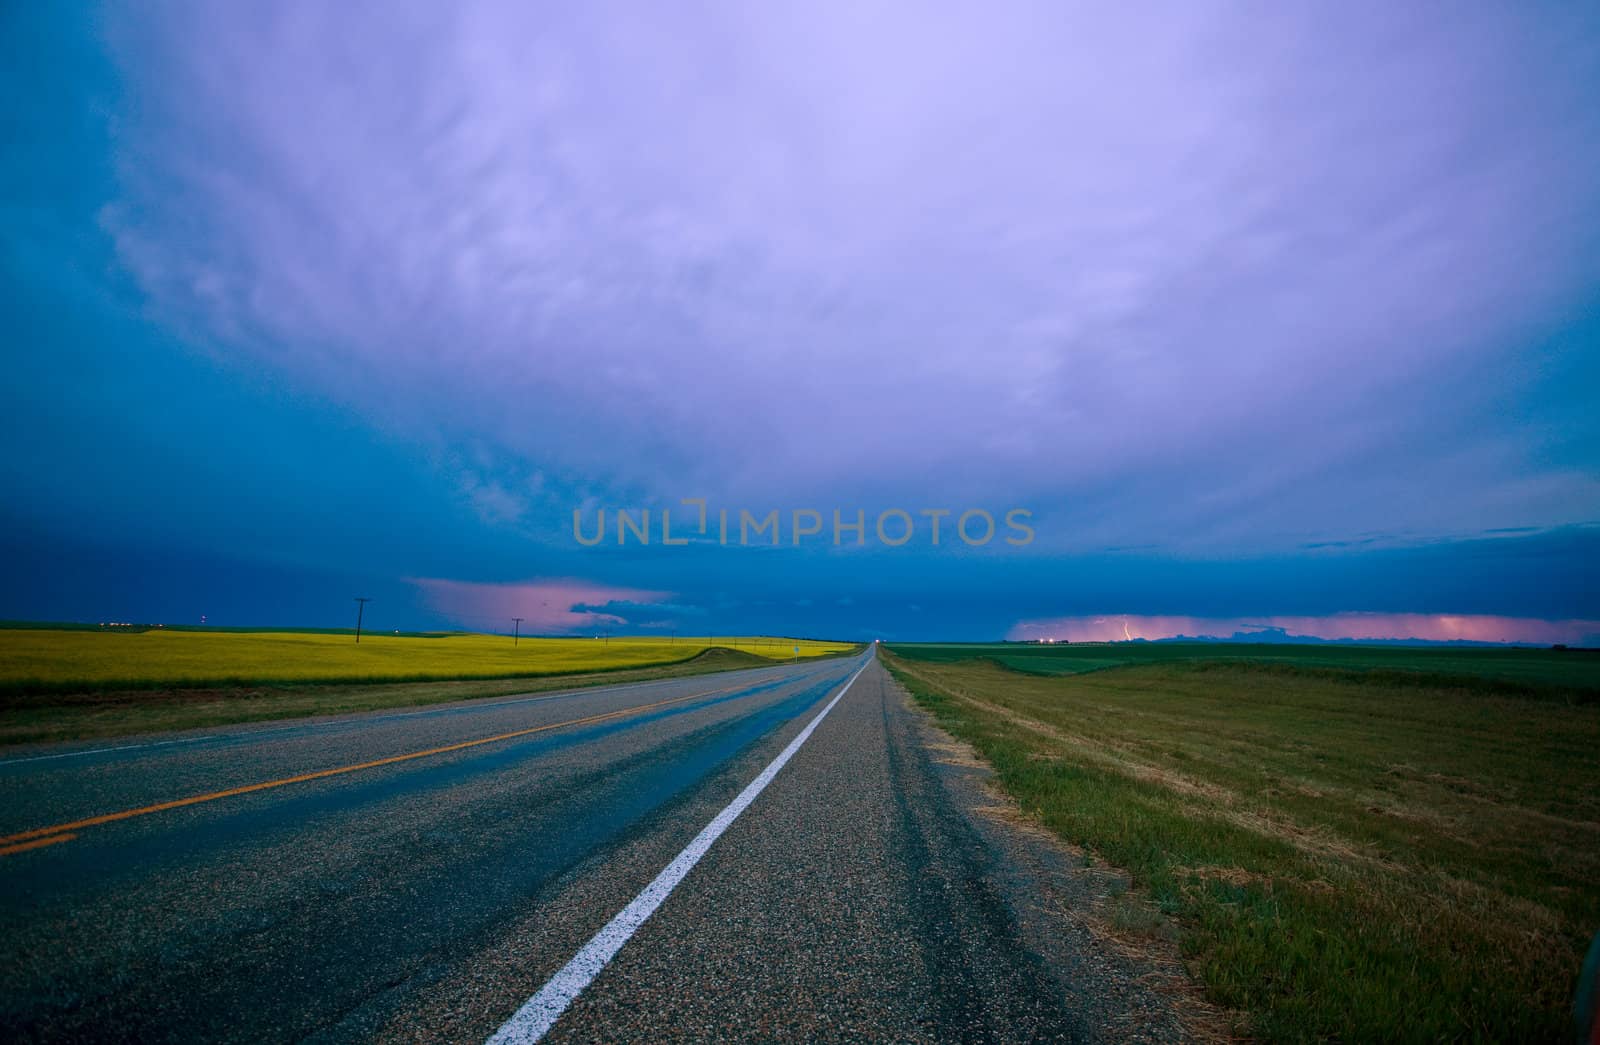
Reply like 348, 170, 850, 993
1009, 613, 1600, 647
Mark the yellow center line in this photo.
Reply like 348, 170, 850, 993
0, 681, 745, 851
0, 833, 78, 857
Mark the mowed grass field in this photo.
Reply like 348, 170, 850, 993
0, 627, 851, 691
0, 628, 857, 745
883, 643, 1600, 1041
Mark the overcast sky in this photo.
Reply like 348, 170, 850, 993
3, 2, 1598, 642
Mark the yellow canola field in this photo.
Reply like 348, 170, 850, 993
0, 629, 854, 688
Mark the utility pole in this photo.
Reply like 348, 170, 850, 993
512, 617, 524, 646
353, 597, 371, 644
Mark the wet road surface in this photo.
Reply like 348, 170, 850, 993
1, 651, 1196, 1042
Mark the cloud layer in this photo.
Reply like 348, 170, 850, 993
99, 1, 1600, 549
3, 3, 1598, 639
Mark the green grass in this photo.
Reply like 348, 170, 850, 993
894, 640, 1600, 696
882, 646, 1600, 1042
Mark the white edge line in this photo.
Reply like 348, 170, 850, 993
485, 655, 873, 1045
0, 734, 213, 766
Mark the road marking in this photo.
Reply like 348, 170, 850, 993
0, 679, 687, 768
0, 662, 817, 768
0, 680, 759, 852
486, 657, 871, 1045
0, 833, 77, 857
0, 735, 214, 767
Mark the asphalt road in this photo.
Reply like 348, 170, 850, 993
0, 650, 1196, 1042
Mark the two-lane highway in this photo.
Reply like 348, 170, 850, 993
1, 651, 1196, 1042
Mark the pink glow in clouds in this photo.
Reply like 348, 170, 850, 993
408, 577, 672, 633
1007, 613, 1600, 646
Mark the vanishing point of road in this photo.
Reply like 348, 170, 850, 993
0, 650, 1195, 1042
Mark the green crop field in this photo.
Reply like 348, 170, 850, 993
893, 640, 1600, 695
883, 643, 1600, 1040
0, 627, 852, 692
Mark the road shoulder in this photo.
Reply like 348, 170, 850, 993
886, 667, 1230, 1043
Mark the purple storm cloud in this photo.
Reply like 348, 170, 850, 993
409, 577, 674, 632
96, 1, 1600, 555
1010, 612, 1600, 646
6, 2, 1595, 636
